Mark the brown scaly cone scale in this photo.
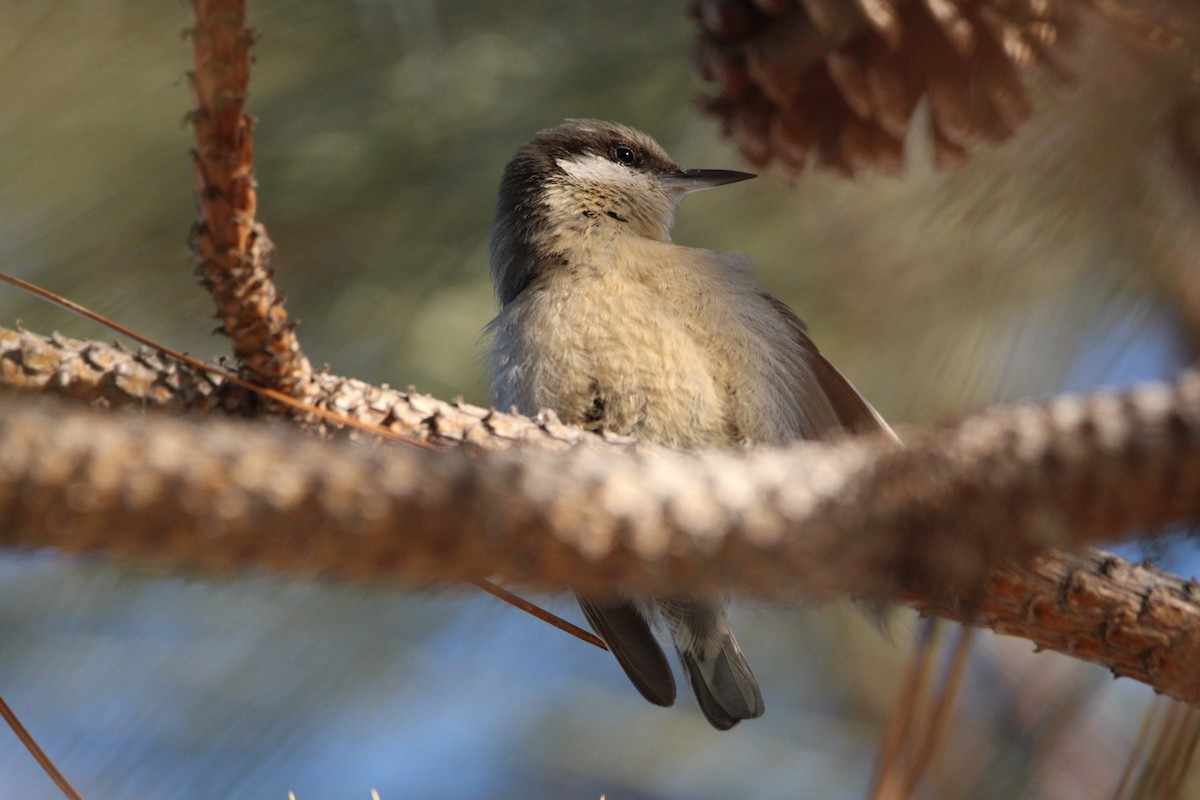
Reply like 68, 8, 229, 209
692, 0, 1157, 176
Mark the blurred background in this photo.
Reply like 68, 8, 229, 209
1, 0, 1199, 798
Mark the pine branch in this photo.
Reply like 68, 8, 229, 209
917, 551, 1200, 705
187, 0, 313, 398
0, 325, 614, 449
2, 364, 1200, 701
0, 326, 231, 412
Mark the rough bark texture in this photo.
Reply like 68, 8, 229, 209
0, 326, 616, 450
3, 326, 1200, 599
188, 0, 313, 398
7, 325, 1200, 700
919, 551, 1200, 705
4, 367, 1200, 706
0, 326, 236, 414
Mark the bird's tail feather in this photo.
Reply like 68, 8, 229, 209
680, 631, 764, 730
575, 592, 677, 707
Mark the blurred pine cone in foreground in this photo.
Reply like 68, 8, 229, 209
693, 0, 1165, 176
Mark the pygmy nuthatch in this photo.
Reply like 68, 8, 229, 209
486, 120, 892, 730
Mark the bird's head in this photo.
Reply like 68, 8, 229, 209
490, 119, 754, 305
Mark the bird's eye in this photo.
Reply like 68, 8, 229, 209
613, 145, 637, 166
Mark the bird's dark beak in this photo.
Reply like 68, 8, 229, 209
660, 169, 756, 194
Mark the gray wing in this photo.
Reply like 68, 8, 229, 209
761, 292, 897, 441
575, 592, 677, 707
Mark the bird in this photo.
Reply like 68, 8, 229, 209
485, 119, 893, 730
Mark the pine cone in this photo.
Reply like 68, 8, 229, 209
693, 0, 1092, 176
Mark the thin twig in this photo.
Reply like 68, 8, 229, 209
1114, 697, 1164, 800
0, 693, 83, 800
871, 618, 943, 800
1135, 701, 1185, 800
901, 627, 973, 797
1131, 702, 1200, 800
470, 579, 606, 650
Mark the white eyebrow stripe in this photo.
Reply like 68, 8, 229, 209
555, 153, 637, 184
